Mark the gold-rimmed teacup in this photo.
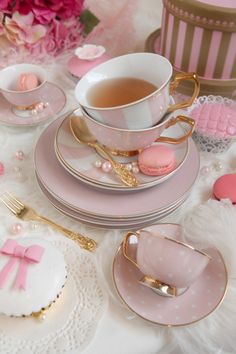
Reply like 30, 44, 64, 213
75, 52, 200, 130
79, 106, 195, 155
0, 63, 48, 117
123, 229, 211, 297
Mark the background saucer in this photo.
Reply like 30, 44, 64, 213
55, 115, 189, 192
113, 224, 228, 326
0, 82, 66, 126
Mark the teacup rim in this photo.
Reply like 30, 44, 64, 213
75, 52, 173, 111
79, 105, 173, 133
0, 63, 46, 94
128, 225, 212, 260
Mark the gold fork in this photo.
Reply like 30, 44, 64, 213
0, 193, 97, 252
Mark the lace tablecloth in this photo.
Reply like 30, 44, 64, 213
0, 1, 236, 353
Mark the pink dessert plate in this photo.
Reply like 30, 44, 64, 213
113, 224, 228, 326
0, 82, 66, 126
54, 114, 189, 192
36, 175, 188, 229
34, 115, 199, 220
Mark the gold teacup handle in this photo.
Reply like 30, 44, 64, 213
156, 115, 195, 144
122, 231, 140, 268
167, 72, 200, 112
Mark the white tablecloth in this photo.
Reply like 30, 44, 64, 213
0, 1, 236, 353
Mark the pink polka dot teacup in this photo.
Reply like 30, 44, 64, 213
123, 228, 211, 297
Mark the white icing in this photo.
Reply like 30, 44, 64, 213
0, 238, 67, 316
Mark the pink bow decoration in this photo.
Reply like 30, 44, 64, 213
0, 239, 44, 290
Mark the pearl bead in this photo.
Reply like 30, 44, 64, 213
132, 166, 139, 174
0, 162, 4, 175
31, 109, 37, 115
10, 222, 23, 235
94, 160, 102, 168
101, 161, 112, 173
131, 161, 138, 167
214, 162, 223, 171
39, 313, 46, 321
30, 222, 39, 230
125, 163, 132, 171
15, 150, 25, 160
200, 165, 210, 176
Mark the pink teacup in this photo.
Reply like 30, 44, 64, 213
78, 106, 195, 155
123, 228, 211, 297
0, 63, 47, 117
75, 52, 199, 130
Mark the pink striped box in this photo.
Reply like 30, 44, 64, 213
158, 0, 236, 98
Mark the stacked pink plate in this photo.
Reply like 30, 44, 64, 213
34, 110, 200, 229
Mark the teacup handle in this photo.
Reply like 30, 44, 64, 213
155, 115, 195, 144
167, 72, 200, 112
122, 231, 139, 268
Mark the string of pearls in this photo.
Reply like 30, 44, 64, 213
94, 159, 139, 174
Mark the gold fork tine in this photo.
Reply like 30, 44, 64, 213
3, 193, 23, 213
5, 192, 25, 211
0, 195, 18, 215
6, 192, 25, 208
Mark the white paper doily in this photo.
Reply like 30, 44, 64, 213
0, 239, 107, 354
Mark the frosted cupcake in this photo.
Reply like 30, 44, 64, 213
0, 237, 67, 319
189, 95, 236, 153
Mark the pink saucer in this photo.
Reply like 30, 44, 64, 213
67, 54, 110, 78
0, 82, 66, 126
113, 224, 228, 326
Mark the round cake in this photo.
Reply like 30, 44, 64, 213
0, 237, 67, 318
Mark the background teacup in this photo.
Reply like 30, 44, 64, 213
0, 63, 47, 117
123, 228, 211, 297
75, 52, 200, 130
79, 106, 195, 155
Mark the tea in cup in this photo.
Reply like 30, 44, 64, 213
123, 228, 211, 297
0, 63, 47, 117
75, 52, 200, 130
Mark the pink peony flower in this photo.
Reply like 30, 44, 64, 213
15, 0, 85, 24
3, 11, 46, 45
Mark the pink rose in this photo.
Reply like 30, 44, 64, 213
3, 12, 46, 45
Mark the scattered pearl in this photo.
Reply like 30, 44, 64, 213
101, 160, 112, 173
10, 222, 23, 235
15, 150, 25, 160
31, 109, 37, 115
39, 313, 46, 321
200, 165, 210, 176
94, 160, 102, 168
214, 161, 223, 171
0, 162, 4, 175
125, 163, 132, 171
132, 166, 139, 174
30, 222, 39, 230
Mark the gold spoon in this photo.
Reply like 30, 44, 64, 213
69, 116, 139, 187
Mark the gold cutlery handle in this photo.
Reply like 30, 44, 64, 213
93, 143, 139, 187
36, 215, 97, 251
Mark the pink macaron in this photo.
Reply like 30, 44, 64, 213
17, 73, 39, 91
138, 144, 176, 176
213, 174, 236, 204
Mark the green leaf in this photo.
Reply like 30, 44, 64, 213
80, 9, 100, 35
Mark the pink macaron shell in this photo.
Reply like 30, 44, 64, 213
67, 54, 111, 78
17, 73, 39, 91
138, 145, 176, 176
213, 174, 236, 204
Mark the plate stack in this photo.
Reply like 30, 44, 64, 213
34, 109, 200, 230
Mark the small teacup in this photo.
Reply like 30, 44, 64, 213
79, 106, 195, 155
75, 52, 200, 130
0, 63, 47, 117
123, 229, 211, 297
